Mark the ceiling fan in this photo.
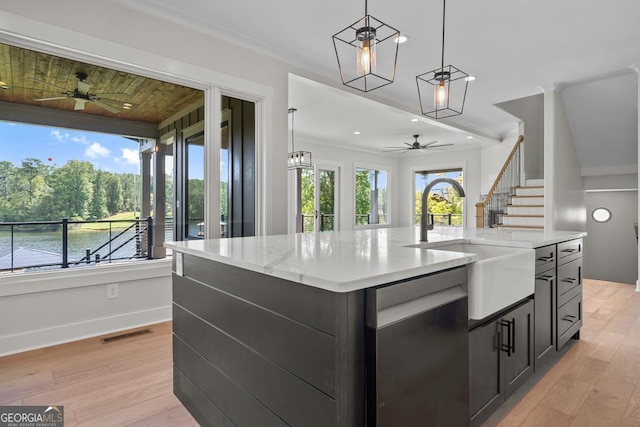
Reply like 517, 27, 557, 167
383, 134, 454, 153
33, 72, 131, 114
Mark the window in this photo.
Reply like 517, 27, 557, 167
592, 207, 611, 223
355, 167, 388, 226
0, 121, 150, 272
414, 169, 463, 226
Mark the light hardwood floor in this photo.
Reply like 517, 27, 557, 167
1, 278, 639, 426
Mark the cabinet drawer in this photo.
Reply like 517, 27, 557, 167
557, 239, 582, 265
557, 294, 582, 350
557, 258, 582, 305
535, 245, 556, 275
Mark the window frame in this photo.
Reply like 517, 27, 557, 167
410, 162, 466, 228
353, 162, 391, 229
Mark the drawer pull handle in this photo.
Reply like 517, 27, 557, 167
499, 320, 513, 357
538, 275, 556, 282
537, 255, 555, 262
564, 314, 577, 323
562, 278, 577, 284
561, 248, 579, 254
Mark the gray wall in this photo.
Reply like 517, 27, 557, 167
584, 190, 638, 284
495, 94, 544, 180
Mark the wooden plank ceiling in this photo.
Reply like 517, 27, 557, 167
0, 42, 204, 124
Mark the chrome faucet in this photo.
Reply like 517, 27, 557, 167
420, 178, 465, 242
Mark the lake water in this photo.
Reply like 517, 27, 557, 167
0, 228, 140, 262
0, 220, 197, 271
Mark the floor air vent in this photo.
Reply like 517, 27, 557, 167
101, 328, 152, 344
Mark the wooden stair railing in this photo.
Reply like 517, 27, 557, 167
475, 134, 524, 228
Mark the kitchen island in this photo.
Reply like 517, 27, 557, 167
166, 227, 585, 427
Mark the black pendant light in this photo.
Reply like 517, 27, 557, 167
416, 0, 470, 119
332, 0, 401, 92
287, 108, 312, 170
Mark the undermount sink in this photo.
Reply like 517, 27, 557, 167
411, 242, 535, 320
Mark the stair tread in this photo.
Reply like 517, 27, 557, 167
512, 195, 544, 198
517, 186, 544, 189
507, 204, 544, 208
502, 214, 544, 218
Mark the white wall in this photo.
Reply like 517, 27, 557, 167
496, 94, 544, 180
544, 89, 586, 231
480, 130, 521, 194
295, 139, 401, 230
0, 261, 172, 356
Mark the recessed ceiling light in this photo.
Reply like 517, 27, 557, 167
394, 35, 409, 44
465, 76, 476, 82
122, 106, 131, 110
353, 131, 361, 135
466, 136, 473, 139
410, 118, 419, 122
123, 103, 132, 107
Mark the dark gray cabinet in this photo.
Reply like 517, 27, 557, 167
533, 238, 583, 371
469, 298, 534, 427
556, 239, 583, 350
534, 244, 557, 368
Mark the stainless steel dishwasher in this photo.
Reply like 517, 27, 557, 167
365, 266, 469, 427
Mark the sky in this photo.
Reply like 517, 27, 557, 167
0, 120, 141, 174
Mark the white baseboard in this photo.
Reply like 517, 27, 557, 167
636, 280, 640, 292
0, 305, 172, 357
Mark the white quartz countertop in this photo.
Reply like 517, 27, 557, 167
166, 227, 585, 293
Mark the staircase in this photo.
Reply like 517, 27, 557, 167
476, 135, 546, 230
499, 179, 545, 229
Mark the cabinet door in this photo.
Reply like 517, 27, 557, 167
503, 299, 534, 398
534, 273, 556, 369
469, 319, 503, 427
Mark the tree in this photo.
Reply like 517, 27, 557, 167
90, 170, 108, 219
188, 178, 204, 221
355, 169, 371, 225
300, 169, 315, 231
219, 180, 227, 220
50, 160, 94, 219
9, 158, 52, 221
106, 173, 124, 215
0, 161, 17, 220
120, 173, 137, 213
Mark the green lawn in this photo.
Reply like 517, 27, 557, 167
74, 212, 140, 231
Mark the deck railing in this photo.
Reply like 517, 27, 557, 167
414, 213, 464, 226
0, 217, 153, 273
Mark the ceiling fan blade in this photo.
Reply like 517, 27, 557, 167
74, 99, 88, 110
77, 80, 91, 95
33, 96, 69, 101
90, 99, 121, 114
421, 140, 439, 147
425, 144, 454, 148
404, 142, 414, 147
33, 78, 70, 92
383, 148, 410, 152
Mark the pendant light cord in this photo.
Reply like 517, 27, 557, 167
441, 0, 446, 69
365, 0, 368, 16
